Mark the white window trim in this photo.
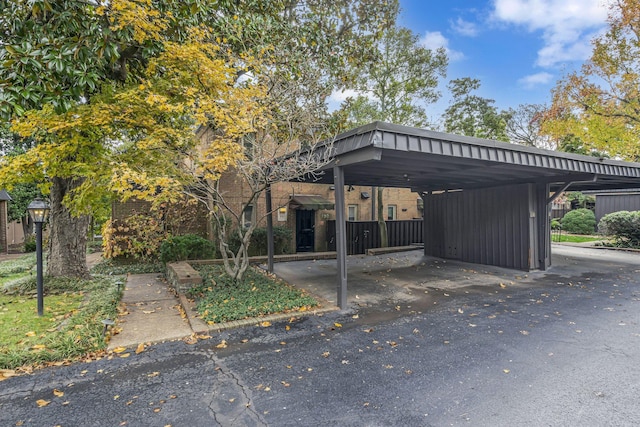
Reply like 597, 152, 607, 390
347, 204, 358, 221
387, 204, 397, 220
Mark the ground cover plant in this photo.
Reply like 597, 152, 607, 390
90, 258, 163, 275
188, 264, 318, 324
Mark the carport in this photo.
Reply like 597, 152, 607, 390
276, 122, 640, 309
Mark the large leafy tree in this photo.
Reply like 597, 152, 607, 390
541, 0, 640, 161
339, 24, 447, 247
0, 1, 266, 278
342, 26, 447, 128
186, 1, 401, 278
442, 77, 510, 142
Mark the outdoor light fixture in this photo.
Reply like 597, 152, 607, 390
27, 199, 50, 223
101, 319, 115, 336
27, 198, 50, 317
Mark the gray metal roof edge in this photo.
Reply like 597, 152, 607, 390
335, 121, 640, 169
0, 189, 12, 201
583, 188, 640, 195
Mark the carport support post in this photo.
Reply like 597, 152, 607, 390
334, 165, 348, 309
421, 192, 429, 256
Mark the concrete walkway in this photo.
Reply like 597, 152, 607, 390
107, 273, 195, 350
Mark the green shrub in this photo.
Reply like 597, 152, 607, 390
159, 234, 216, 263
551, 218, 561, 230
598, 210, 640, 248
23, 235, 36, 253
561, 208, 596, 235
227, 226, 293, 257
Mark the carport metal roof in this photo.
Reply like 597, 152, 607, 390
274, 122, 640, 309
308, 122, 640, 192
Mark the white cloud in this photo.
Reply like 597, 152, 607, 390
491, 0, 611, 67
328, 89, 361, 104
517, 72, 554, 89
419, 31, 464, 61
451, 17, 479, 37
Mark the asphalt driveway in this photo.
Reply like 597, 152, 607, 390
1, 245, 639, 426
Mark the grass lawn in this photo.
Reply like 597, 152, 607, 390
551, 234, 605, 243
189, 264, 319, 324
0, 255, 125, 373
0, 293, 84, 347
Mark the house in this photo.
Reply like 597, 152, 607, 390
111, 127, 423, 254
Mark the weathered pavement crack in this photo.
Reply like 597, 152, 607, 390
206, 350, 267, 426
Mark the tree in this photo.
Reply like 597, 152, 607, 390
185, 1, 400, 279
541, 0, 640, 161
0, 1, 265, 278
505, 103, 554, 149
339, 24, 447, 247
443, 77, 510, 141
342, 26, 447, 128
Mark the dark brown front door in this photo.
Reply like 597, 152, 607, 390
296, 210, 315, 252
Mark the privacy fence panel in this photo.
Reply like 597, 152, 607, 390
327, 219, 423, 255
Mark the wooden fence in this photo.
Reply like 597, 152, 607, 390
326, 219, 423, 255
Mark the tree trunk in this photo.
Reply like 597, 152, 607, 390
47, 177, 90, 278
21, 214, 33, 240
377, 187, 388, 248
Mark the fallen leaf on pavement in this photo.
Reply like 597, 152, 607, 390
260, 321, 272, 327
53, 389, 64, 398
216, 340, 228, 349
135, 343, 145, 354
112, 347, 127, 354
36, 399, 50, 407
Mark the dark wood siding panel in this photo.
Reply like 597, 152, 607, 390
595, 194, 640, 222
423, 184, 532, 270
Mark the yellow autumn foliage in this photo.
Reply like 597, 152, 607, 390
0, 20, 266, 212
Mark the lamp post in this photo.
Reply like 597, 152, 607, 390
27, 199, 50, 317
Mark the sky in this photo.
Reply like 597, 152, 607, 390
331, 0, 613, 124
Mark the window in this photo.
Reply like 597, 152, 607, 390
242, 204, 255, 228
347, 205, 358, 221
387, 204, 397, 220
